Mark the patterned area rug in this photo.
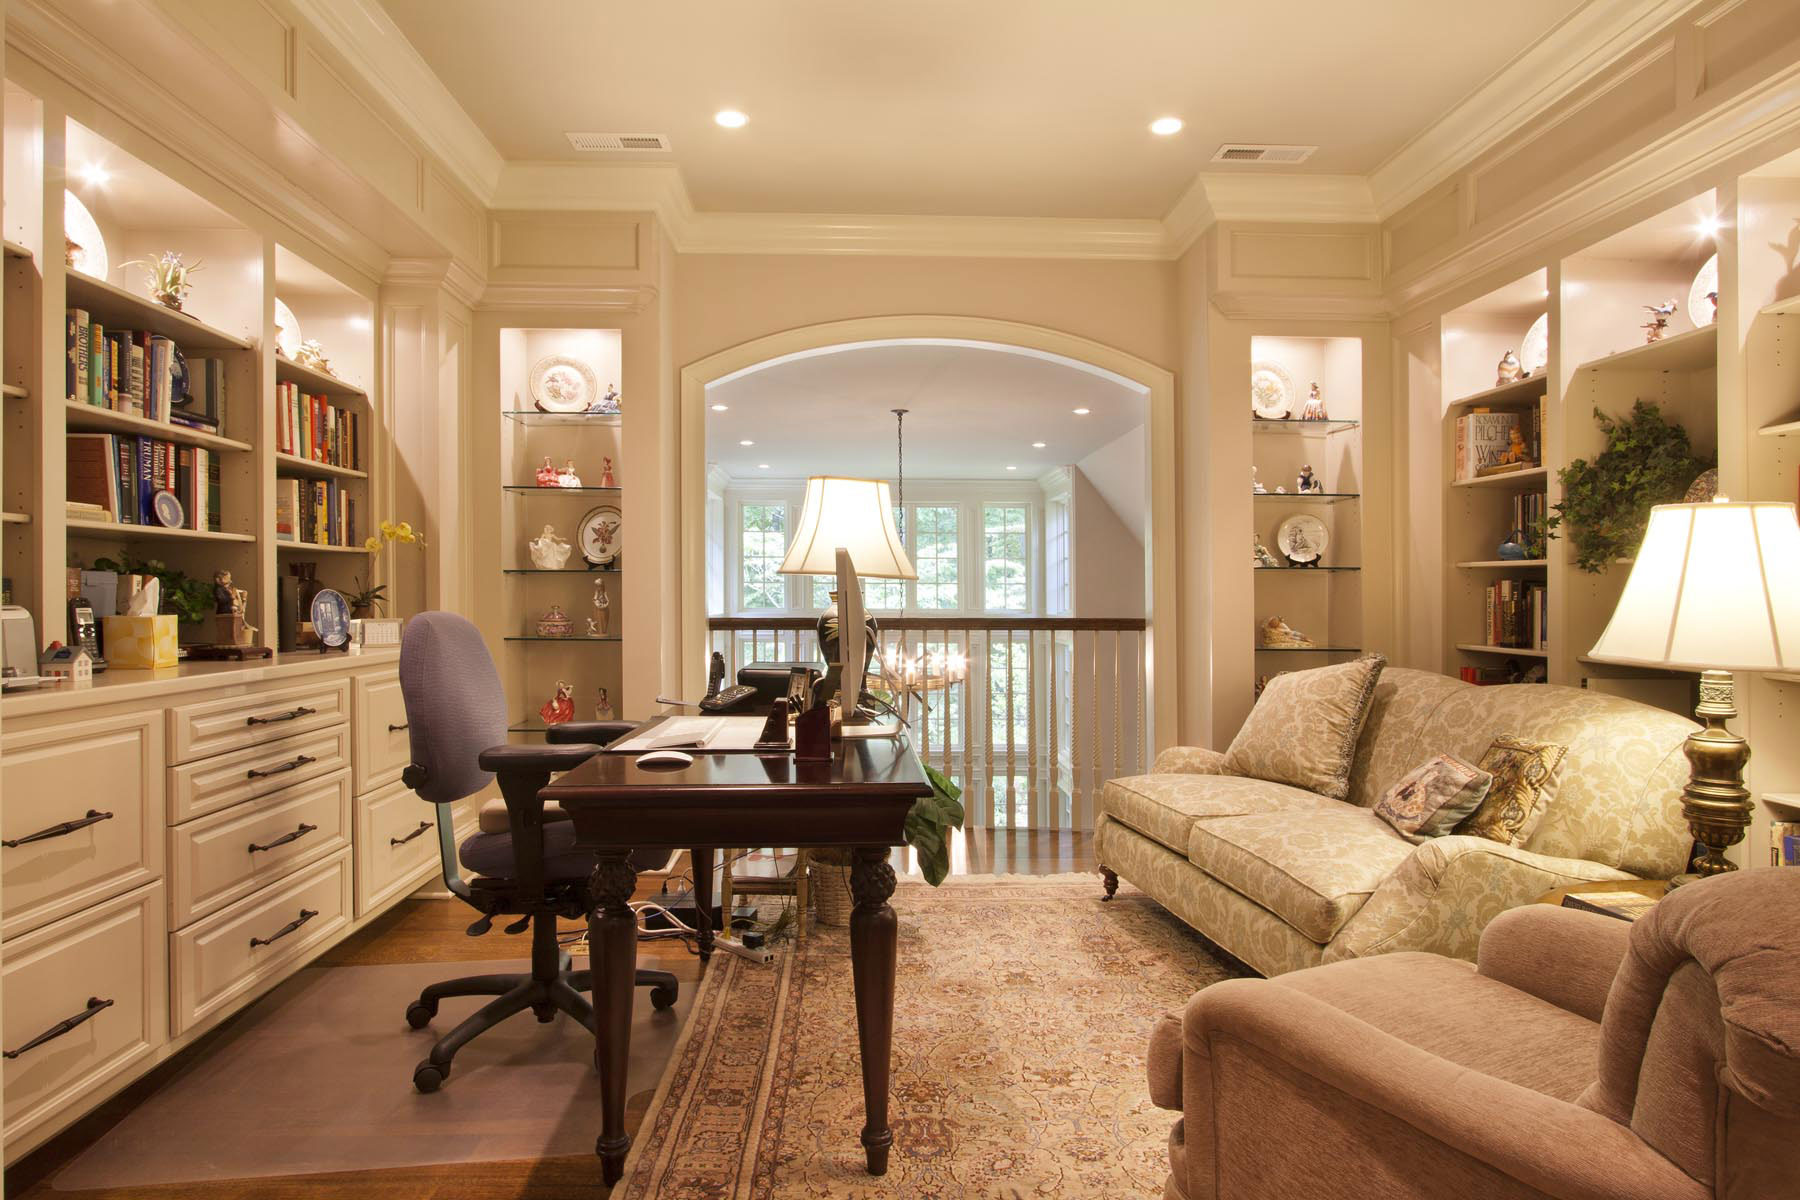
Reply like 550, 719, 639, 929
617, 875, 1240, 1198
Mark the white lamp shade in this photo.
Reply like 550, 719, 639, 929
777, 476, 917, 579
1588, 500, 1800, 671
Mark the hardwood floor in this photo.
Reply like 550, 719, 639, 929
5, 831, 1097, 1200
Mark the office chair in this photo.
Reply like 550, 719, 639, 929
396, 611, 677, 1093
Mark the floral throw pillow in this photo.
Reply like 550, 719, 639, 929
1222, 655, 1386, 801
1455, 736, 1569, 847
1374, 755, 1493, 843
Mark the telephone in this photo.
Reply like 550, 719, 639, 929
698, 684, 757, 713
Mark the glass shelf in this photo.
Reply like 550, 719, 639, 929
1254, 565, 1361, 572
502, 410, 622, 427
504, 635, 622, 642
1255, 645, 1363, 652
502, 485, 623, 494
502, 566, 622, 575
1252, 491, 1360, 503
1251, 418, 1360, 435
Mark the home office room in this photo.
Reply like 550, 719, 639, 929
2, 3, 1798, 1199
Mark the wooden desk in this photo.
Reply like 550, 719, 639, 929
544, 738, 932, 1183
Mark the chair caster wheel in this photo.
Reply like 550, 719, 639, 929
650, 984, 678, 1011
405, 1000, 436, 1030
413, 1060, 448, 1093
532, 1003, 556, 1023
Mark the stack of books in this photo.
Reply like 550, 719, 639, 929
1483, 578, 1546, 650
1454, 404, 1543, 481
1508, 491, 1546, 548
65, 432, 220, 530
275, 478, 358, 547
276, 382, 360, 470
65, 308, 225, 434
1770, 819, 1800, 867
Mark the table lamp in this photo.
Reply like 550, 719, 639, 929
1587, 498, 1800, 886
778, 476, 916, 721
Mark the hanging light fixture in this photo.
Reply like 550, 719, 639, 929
875, 406, 966, 695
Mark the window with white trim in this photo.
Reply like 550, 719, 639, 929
983, 503, 1030, 612
739, 503, 788, 610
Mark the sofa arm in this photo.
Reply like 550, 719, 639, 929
1179, 980, 1705, 1200
1324, 835, 1634, 965
1150, 745, 1231, 775
1476, 904, 1632, 1023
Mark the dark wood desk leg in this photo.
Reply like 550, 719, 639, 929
691, 846, 715, 961
849, 846, 898, 1176
589, 851, 638, 1184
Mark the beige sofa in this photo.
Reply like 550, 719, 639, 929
1095, 667, 1696, 975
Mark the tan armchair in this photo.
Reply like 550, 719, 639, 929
1146, 868, 1799, 1200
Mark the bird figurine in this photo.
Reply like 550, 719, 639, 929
1495, 350, 1523, 386
1642, 299, 1678, 343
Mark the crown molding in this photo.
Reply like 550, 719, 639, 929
1210, 291, 1391, 322
286, 0, 505, 203
1367, 0, 1696, 219
1198, 174, 1378, 225
383, 256, 483, 308
476, 281, 657, 312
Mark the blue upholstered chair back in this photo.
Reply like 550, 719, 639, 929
399, 611, 509, 805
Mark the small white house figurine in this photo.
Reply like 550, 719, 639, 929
1299, 383, 1328, 421
528, 524, 572, 570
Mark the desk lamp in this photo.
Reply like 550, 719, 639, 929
1587, 498, 1800, 886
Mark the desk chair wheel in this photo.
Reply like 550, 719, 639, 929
405, 999, 436, 1030
413, 1059, 448, 1093
650, 982, 678, 1010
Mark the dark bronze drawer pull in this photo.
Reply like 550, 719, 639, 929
387, 722, 409, 732
390, 820, 432, 847
246, 705, 316, 726
247, 823, 318, 854
3, 810, 114, 848
4, 997, 114, 1060
247, 754, 316, 781
250, 908, 318, 948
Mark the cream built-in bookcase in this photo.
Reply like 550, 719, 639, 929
0, 81, 382, 649
1250, 334, 1363, 698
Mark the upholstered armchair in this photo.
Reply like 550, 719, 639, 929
1146, 868, 1799, 1200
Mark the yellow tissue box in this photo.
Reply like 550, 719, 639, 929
103, 615, 179, 669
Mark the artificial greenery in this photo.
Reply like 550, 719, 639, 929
90, 554, 214, 623
906, 764, 966, 886
1548, 400, 1711, 573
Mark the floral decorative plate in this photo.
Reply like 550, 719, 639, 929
1276, 514, 1329, 564
578, 504, 623, 566
1688, 253, 1718, 328
529, 355, 599, 414
1251, 361, 1294, 420
1520, 313, 1548, 377
310, 588, 351, 647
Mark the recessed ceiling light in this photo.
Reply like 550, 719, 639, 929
711, 403, 729, 412
1072, 407, 1091, 415
758, 463, 770, 469
1149, 117, 1184, 137
1031, 441, 1046, 449
739, 439, 755, 446
715, 109, 748, 129
1006, 465, 1018, 471
1696, 215, 1723, 237
77, 162, 111, 187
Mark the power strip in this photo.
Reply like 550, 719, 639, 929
714, 935, 775, 965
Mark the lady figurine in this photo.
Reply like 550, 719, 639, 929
538, 680, 574, 726
557, 458, 582, 488
535, 456, 559, 487
590, 382, 621, 415
600, 456, 616, 489
528, 524, 572, 569
1299, 382, 1328, 421
592, 576, 611, 636
594, 687, 614, 721
1252, 466, 1267, 494
1297, 464, 1320, 494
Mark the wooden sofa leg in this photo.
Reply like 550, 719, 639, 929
1100, 866, 1119, 901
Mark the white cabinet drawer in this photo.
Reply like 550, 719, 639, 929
353, 671, 409, 795
168, 724, 351, 825
2, 884, 166, 1152
167, 771, 352, 928
168, 678, 348, 765
355, 779, 440, 917
171, 849, 351, 1037
2, 712, 163, 940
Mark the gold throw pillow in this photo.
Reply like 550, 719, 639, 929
1456, 736, 1568, 847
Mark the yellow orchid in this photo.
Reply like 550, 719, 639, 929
367, 518, 427, 553
363, 535, 382, 554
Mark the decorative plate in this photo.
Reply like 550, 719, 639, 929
1520, 313, 1549, 377
1251, 361, 1294, 420
151, 489, 184, 528
1688, 253, 1718, 328
310, 588, 351, 647
63, 190, 108, 279
529, 355, 599, 414
1276, 514, 1329, 564
273, 297, 302, 359
169, 345, 191, 409
578, 504, 623, 566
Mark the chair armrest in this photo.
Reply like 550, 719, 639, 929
477, 743, 600, 773
1476, 904, 1631, 1023
475, 743, 599, 897
1180, 980, 1705, 1200
546, 720, 637, 748
1146, 1010, 1183, 1110
1324, 836, 1634, 965
1150, 746, 1231, 775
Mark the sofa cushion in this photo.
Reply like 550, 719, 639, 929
1187, 807, 1413, 943
1101, 773, 1339, 855
1373, 754, 1492, 842
1223, 656, 1385, 801
1458, 736, 1569, 847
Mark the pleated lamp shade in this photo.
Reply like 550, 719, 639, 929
777, 476, 916, 579
1587, 499, 1800, 672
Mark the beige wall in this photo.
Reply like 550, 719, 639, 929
1070, 465, 1143, 619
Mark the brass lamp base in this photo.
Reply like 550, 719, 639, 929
1667, 669, 1753, 890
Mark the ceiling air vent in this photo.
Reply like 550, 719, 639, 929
1210, 143, 1317, 165
565, 132, 672, 153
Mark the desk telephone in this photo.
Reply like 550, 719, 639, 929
698, 650, 758, 712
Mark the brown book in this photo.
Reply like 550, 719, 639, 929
65, 433, 116, 519
1561, 890, 1660, 922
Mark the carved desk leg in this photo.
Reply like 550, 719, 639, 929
849, 846, 898, 1176
589, 850, 638, 1185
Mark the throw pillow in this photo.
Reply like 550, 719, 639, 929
1455, 736, 1569, 847
1374, 755, 1493, 843
1222, 655, 1386, 801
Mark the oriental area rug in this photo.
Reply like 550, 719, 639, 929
616, 875, 1241, 1199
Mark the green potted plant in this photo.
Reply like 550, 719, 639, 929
1549, 400, 1712, 573
91, 553, 214, 624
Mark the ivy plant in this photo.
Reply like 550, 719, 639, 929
1548, 400, 1711, 573
90, 554, 215, 623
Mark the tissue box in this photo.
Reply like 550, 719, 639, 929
103, 615, 178, 668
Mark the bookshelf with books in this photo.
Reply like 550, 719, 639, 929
2, 82, 43, 622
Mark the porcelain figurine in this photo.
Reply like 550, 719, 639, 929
528, 524, 573, 569
535, 456, 560, 487
535, 604, 573, 638
592, 577, 611, 636
1297, 465, 1319, 494
1253, 534, 1282, 568
594, 687, 614, 721
1299, 382, 1328, 421
293, 338, 333, 375
1259, 615, 1316, 649
538, 680, 575, 726
557, 458, 582, 488
589, 382, 621, 415
600, 456, 616, 489
1495, 350, 1523, 386
1252, 466, 1267, 494
1642, 299, 1678, 343
586, 616, 600, 636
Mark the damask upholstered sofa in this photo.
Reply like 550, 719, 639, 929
1144, 868, 1800, 1200
1095, 666, 1697, 975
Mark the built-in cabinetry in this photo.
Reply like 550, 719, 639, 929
0, 652, 464, 1162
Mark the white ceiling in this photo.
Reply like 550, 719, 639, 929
375, 0, 1587, 219
706, 343, 1145, 480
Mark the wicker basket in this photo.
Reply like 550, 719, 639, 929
810, 852, 855, 926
